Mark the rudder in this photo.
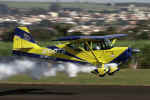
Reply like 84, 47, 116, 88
13, 27, 39, 50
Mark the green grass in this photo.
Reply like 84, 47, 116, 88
1, 69, 150, 86
116, 40, 150, 48
0, 1, 50, 9
0, 41, 12, 56
0, 1, 115, 11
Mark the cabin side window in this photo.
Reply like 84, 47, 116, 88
90, 39, 112, 50
67, 39, 112, 51
67, 41, 90, 51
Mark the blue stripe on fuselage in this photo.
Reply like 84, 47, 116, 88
12, 50, 87, 64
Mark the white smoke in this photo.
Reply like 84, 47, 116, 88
0, 57, 96, 80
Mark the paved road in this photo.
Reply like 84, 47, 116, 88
0, 84, 150, 100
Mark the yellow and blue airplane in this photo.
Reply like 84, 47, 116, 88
12, 27, 139, 77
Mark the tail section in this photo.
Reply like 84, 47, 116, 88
13, 27, 39, 50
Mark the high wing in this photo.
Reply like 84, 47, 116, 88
53, 34, 127, 41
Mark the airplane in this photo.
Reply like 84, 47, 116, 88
12, 27, 139, 77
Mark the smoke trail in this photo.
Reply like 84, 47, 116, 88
0, 57, 96, 80
0, 58, 35, 80
63, 63, 96, 77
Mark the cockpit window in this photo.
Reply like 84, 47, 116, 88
67, 41, 86, 51
89, 39, 112, 50
67, 39, 112, 51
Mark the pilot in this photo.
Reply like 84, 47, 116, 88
96, 46, 101, 50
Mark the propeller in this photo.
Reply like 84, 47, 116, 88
132, 48, 141, 54
129, 47, 141, 69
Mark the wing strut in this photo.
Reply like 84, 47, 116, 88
85, 41, 104, 68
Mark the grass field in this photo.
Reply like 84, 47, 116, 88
0, 1, 115, 11
0, 1, 50, 9
0, 69, 149, 86
0, 41, 12, 56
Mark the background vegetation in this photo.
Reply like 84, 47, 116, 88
0, 69, 150, 86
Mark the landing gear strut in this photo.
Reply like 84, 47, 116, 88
91, 63, 119, 77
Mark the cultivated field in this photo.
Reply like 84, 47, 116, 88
0, 1, 115, 11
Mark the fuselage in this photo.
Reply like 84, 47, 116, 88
13, 42, 132, 66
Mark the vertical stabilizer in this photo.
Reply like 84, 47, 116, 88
13, 27, 39, 50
